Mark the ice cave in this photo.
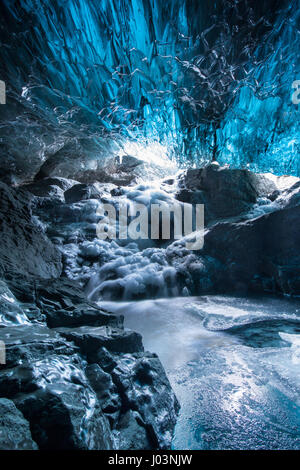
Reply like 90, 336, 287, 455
0, 0, 299, 452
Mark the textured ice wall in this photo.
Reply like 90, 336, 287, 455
218, 2, 300, 175
0, 0, 299, 181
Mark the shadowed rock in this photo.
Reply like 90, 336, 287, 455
112, 352, 180, 449
64, 183, 102, 203
56, 325, 144, 357
177, 163, 278, 224
0, 398, 38, 450
0, 182, 62, 279
203, 201, 300, 296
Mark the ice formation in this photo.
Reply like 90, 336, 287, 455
0, 0, 299, 182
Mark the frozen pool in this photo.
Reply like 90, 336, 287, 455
101, 295, 300, 450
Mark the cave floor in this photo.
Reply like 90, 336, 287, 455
102, 294, 300, 450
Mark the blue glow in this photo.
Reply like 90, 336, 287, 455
0, 0, 299, 180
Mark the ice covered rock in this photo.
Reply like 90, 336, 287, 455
34, 151, 143, 186
64, 183, 102, 203
13, 357, 113, 450
0, 320, 178, 450
1, 275, 122, 328
0, 182, 62, 279
0, 325, 77, 369
116, 409, 151, 450
0, 398, 38, 450
112, 352, 180, 449
0, 279, 31, 326
56, 325, 144, 358
26, 277, 122, 328
85, 363, 121, 416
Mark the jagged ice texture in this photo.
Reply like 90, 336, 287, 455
0, 0, 299, 181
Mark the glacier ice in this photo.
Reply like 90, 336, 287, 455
0, 0, 299, 181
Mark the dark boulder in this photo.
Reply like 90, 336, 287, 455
0, 182, 62, 279
64, 183, 102, 203
0, 325, 112, 449
3, 275, 122, 329
56, 325, 144, 358
22, 181, 65, 201
177, 164, 277, 224
112, 352, 180, 449
0, 398, 38, 450
15, 383, 113, 450
85, 363, 121, 416
0, 322, 179, 450
0, 325, 77, 369
116, 409, 152, 450
202, 201, 300, 296
32, 277, 123, 328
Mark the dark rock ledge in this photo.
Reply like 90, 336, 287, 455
0, 182, 179, 450
171, 165, 300, 297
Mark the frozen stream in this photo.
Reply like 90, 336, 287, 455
101, 295, 300, 450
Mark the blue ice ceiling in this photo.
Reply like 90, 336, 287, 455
0, 0, 299, 181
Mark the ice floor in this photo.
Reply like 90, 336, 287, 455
102, 295, 300, 450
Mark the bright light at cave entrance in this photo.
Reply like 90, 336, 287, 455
118, 141, 177, 170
